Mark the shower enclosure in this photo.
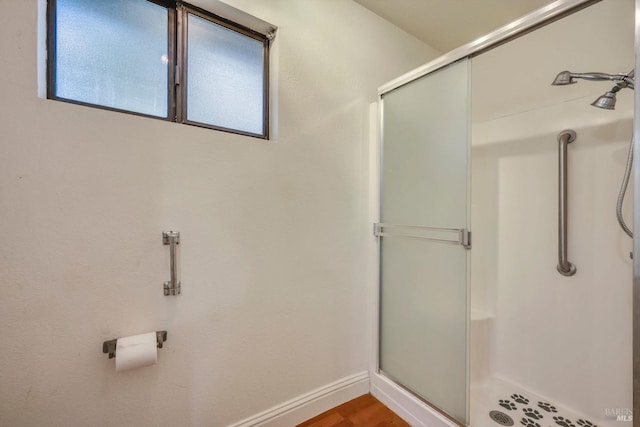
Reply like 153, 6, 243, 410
371, 0, 637, 426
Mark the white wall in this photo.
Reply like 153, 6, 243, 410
0, 1, 439, 426
471, 0, 633, 421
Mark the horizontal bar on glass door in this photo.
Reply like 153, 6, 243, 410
373, 223, 471, 248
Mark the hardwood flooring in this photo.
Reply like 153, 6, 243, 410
296, 394, 411, 427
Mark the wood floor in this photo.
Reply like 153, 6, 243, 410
296, 394, 411, 427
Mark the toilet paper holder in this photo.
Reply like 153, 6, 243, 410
102, 331, 168, 359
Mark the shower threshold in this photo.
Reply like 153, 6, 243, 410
470, 377, 608, 427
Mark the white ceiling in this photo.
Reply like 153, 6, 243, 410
353, 0, 557, 52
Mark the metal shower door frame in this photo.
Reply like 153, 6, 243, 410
633, 0, 640, 423
377, 1, 601, 96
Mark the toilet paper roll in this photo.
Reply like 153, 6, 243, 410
115, 332, 158, 372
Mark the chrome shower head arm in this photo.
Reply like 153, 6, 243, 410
569, 72, 626, 82
621, 79, 634, 90
574, 71, 634, 88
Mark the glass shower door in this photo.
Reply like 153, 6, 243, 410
378, 58, 470, 423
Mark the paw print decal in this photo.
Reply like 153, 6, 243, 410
523, 408, 543, 420
553, 416, 576, 427
499, 399, 517, 411
538, 402, 558, 413
577, 420, 597, 427
511, 393, 530, 404
521, 418, 541, 427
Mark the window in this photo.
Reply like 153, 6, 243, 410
47, 0, 273, 139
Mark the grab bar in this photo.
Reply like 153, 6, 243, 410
163, 231, 181, 295
557, 130, 577, 276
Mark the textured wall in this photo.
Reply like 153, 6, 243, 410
0, 1, 439, 426
471, 0, 633, 421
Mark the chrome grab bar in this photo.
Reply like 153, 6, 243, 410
557, 130, 577, 276
163, 231, 181, 295
373, 223, 471, 249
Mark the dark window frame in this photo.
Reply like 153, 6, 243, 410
46, 0, 271, 139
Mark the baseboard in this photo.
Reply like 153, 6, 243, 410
227, 371, 370, 427
370, 372, 458, 427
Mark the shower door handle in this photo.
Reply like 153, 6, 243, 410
374, 223, 471, 249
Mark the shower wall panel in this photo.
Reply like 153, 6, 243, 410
470, 0, 634, 422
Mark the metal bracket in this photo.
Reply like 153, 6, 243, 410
460, 229, 472, 249
162, 231, 180, 246
266, 27, 277, 41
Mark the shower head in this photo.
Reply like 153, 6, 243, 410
591, 92, 616, 110
591, 85, 621, 110
551, 70, 635, 89
552, 69, 634, 110
551, 71, 576, 85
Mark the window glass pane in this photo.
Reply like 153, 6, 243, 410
55, 0, 168, 117
187, 14, 265, 135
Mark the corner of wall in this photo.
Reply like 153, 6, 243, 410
228, 372, 370, 427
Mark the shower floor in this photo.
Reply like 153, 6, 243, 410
470, 378, 608, 427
